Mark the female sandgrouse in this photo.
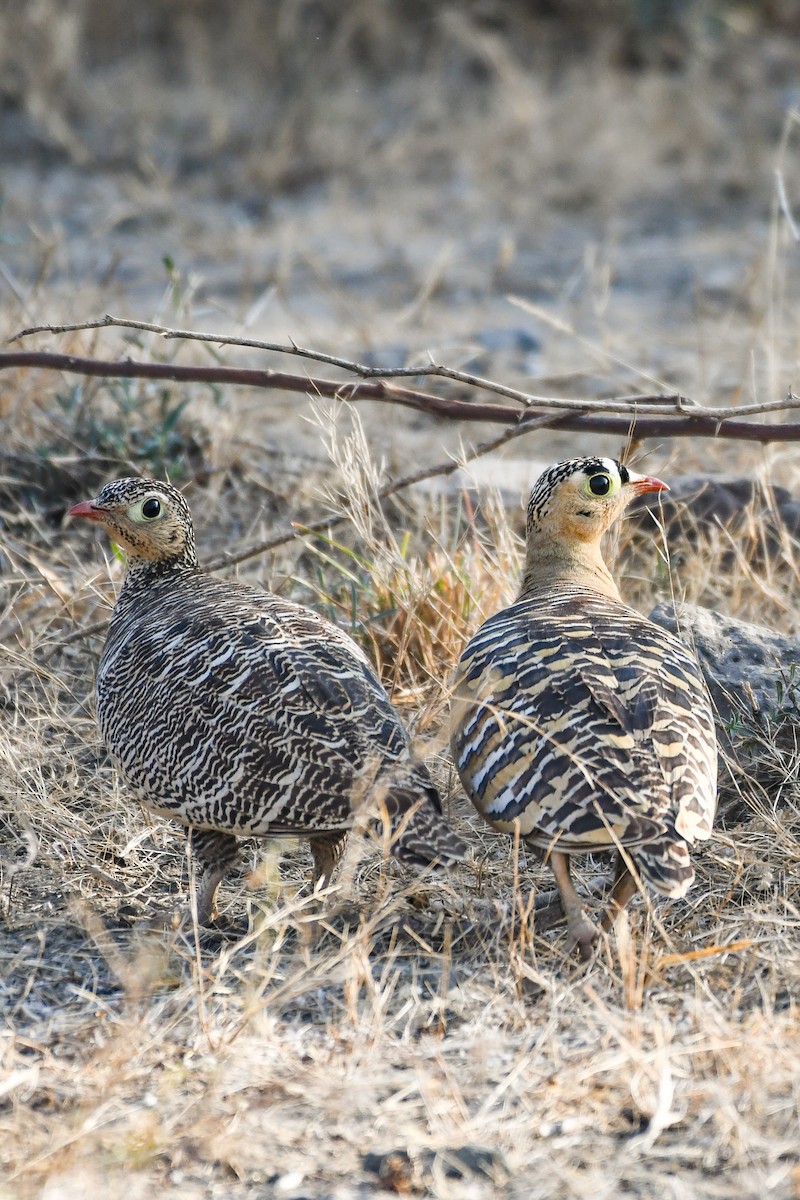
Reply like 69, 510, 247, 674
70, 478, 466, 923
450, 457, 717, 958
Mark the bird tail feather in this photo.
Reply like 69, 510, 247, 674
635, 836, 694, 897
377, 762, 467, 868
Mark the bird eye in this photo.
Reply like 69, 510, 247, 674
141, 498, 161, 519
588, 474, 611, 496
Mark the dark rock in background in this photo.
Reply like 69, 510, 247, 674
632, 475, 800, 560
650, 600, 800, 820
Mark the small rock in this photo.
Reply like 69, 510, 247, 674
649, 601, 800, 816
472, 326, 541, 355
275, 1171, 305, 1195
436, 1145, 504, 1179
649, 601, 800, 727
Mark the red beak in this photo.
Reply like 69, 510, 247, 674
68, 500, 105, 522
629, 474, 669, 496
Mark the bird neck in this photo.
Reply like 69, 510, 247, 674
119, 553, 200, 593
518, 537, 621, 602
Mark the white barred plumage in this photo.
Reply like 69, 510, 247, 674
450, 457, 718, 958
70, 477, 466, 923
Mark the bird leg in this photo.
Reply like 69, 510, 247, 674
546, 850, 599, 960
300, 834, 350, 942
188, 828, 240, 925
600, 853, 638, 933
308, 833, 348, 891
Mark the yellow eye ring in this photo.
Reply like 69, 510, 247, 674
586, 473, 613, 497
130, 496, 163, 522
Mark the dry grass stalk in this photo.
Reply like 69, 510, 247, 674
3, 28, 800, 1184
3, 387, 800, 1196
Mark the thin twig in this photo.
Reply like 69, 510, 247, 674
207, 409, 567, 571
3, 348, 800, 440
11, 315, 548, 408
12, 314, 800, 422
4, 341, 676, 417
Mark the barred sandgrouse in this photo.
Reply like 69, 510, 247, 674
450, 457, 717, 958
70, 478, 466, 923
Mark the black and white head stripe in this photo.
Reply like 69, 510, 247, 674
93, 477, 192, 520
526, 457, 628, 521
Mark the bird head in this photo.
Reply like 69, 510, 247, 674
526, 457, 668, 546
68, 477, 197, 567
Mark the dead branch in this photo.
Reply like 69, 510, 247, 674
3, 344, 800, 442
0, 348, 525, 426
12, 314, 800, 421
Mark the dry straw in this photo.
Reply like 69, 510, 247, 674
2, 377, 800, 1197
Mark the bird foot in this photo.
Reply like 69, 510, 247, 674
534, 899, 601, 960
565, 914, 600, 962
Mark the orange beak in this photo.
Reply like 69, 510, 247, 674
68, 500, 106, 522
628, 473, 669, 496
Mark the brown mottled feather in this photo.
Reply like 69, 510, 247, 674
71, 478, 466, 922
451, 456, 717, 957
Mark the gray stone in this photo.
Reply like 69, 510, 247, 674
649, 601, 800, 724
649, 601, 800, 815
363, 1144, 507, 1188
632, 475, 800, 556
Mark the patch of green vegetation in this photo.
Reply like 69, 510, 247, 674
49, 377, 212, 481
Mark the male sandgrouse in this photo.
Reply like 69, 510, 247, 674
450, 457, 717, 958
70, 478, 466, 923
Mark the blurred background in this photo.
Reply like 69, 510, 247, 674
1, 0, 799, 480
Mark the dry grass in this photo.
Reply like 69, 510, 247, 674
3, 5, 800, 1198
3, 384, 800, 1198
